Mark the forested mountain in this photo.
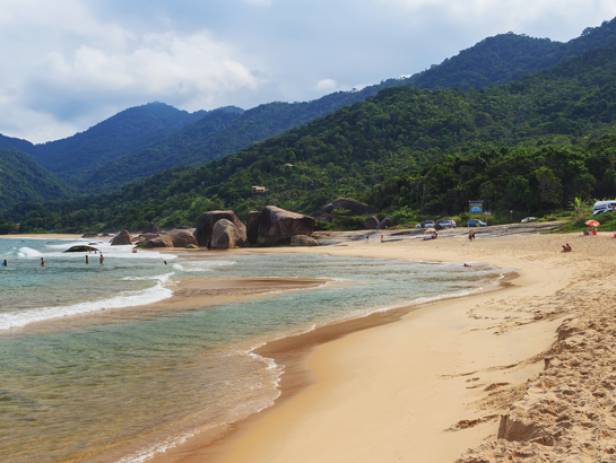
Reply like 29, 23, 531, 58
75, 17, 616, 191
30, 102, 208, 183
82, 84, 404, 191
0, 134, 35, 156
9, 46, 616, 232
406, 18, 616, 89
0, 149, 68, 213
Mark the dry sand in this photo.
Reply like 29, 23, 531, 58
150, 231, 616, 463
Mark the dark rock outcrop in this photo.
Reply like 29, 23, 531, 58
290, 235, 319, 247
210, 219, 243, 249
250, 206, 315, 246
64, 244, 98, 252
194, 210, 246, 247
247, 211, 261, 245
65, 245, 98, 253
110, 230, 132, 246
321, 198, 374, 215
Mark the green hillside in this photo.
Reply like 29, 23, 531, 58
0, 149, 68, 214
79, 18, 616, 191
8, 46, 616, 232
30, 102, 207, 183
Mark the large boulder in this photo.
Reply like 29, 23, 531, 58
253, 206, 315, 246
65, 245, 98, 253
210, 219, 244, 249
322, 198, 374, 215
194, 210, 246, 247
290, 235, 319, 247
168, 230, 198, 248
138, 235, 174, 248
110, 230, 132, 246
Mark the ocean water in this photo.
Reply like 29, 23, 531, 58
0, 238, 502, 463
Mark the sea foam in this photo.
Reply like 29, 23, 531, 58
0, 273, 174, 331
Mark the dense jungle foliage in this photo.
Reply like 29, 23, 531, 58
4, 46, 616, 232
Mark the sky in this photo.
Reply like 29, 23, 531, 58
1, 0, 616, 143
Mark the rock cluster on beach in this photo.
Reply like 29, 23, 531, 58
102, 206, 318, 250
194, 210, 247, 248
247, 206, 316, 246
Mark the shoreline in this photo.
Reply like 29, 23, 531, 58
0, 233, 84, 240
147, 232, 610, 463
146, 270, 512, 463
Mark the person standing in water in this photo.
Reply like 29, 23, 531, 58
40, 257, 45, 268
99, 253, 104, 265
85, 255, 89, 264
2, 259, 7, 267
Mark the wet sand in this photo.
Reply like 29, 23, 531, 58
148, 232, 616, 463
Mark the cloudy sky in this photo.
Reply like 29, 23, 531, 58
2, 0, 616, 142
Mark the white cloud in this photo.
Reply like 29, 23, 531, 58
377, 0, 616, 39
0, 0, 261, 142
315, 78, 338, 92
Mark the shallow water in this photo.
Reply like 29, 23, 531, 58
0, 238, 501, 462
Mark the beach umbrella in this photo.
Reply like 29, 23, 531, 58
585, 219, 600, 227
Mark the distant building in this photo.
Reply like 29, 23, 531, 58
252, 185, 269, 195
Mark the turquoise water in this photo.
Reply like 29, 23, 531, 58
0, 238, 501, 463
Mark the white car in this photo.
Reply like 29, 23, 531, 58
592, 200, 616, 216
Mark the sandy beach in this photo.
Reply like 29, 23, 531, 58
147, 231, 616, 463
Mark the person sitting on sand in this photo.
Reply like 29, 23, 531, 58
561, 243, 572, 253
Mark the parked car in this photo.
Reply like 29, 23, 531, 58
592, 200, 616, 216
521, 217, 537, 223
436, 218, 457, 230
467, 219, 487, 227
415, 220, 436, 229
